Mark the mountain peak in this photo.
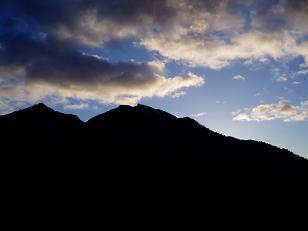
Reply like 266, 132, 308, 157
114, 104, 158, 114
18, 103, 56, 115
117, 104, 133, 110
135, 104, 148, 108
135, 104, 155, 110
116, 104, 153, 110
31, 103, 50, 110
35, 102, 47, 107
114, 104, 175, 119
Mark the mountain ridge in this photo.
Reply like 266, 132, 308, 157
0, 103, 300, 155
0, 103, 307, 176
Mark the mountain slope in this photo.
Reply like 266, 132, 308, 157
0, 103, 306, 175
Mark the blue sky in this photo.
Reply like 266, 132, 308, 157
0, 0, 307, 157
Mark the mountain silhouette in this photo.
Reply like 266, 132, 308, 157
0, 103, 307, 176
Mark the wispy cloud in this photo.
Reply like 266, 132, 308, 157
216, 100, 227, 104
292, 81, 302, 85
171, 91, 187, 98
64, 103, 90, 110
254, 93, 261, 97
292, 69, 308, 77
190, 112, 207, 118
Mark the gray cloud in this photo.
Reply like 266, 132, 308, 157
0, 33, 161, 86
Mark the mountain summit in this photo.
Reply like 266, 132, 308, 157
0, 103, 307, 175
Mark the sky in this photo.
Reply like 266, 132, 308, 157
0, 0, 307, 157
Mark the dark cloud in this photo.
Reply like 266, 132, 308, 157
0, 0, 247, 45
285, 0, 308, 10
0, 0, 209, 89
0, 33, 158, 87
0, 0, 178, 44
0, 33, 183, 108
251, 0, 287, 32
1, 0, 307, 40
251, 0, 308, 33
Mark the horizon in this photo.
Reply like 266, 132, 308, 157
0, 0, 307, 157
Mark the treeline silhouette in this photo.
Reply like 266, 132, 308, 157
0, 103, 307, 176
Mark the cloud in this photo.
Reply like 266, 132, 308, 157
216, 100, 227, 104
254, 93, 261, 97
292, 81, 302, 85
140, 1, 308, 69
293, 69, 308, 77
233, 100, 308, 122
0, 68, 204, 113
271, 66, 308, 82
252, 0, 308, 35
170, 91, 187, 98
142, 29, 304, 69
64, 103, 90, 110
232, 75, 246, 81
270, 67, 290, 82
0, 99, 14, 115
2, 0, 308, 70
190, 112, 207, 118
